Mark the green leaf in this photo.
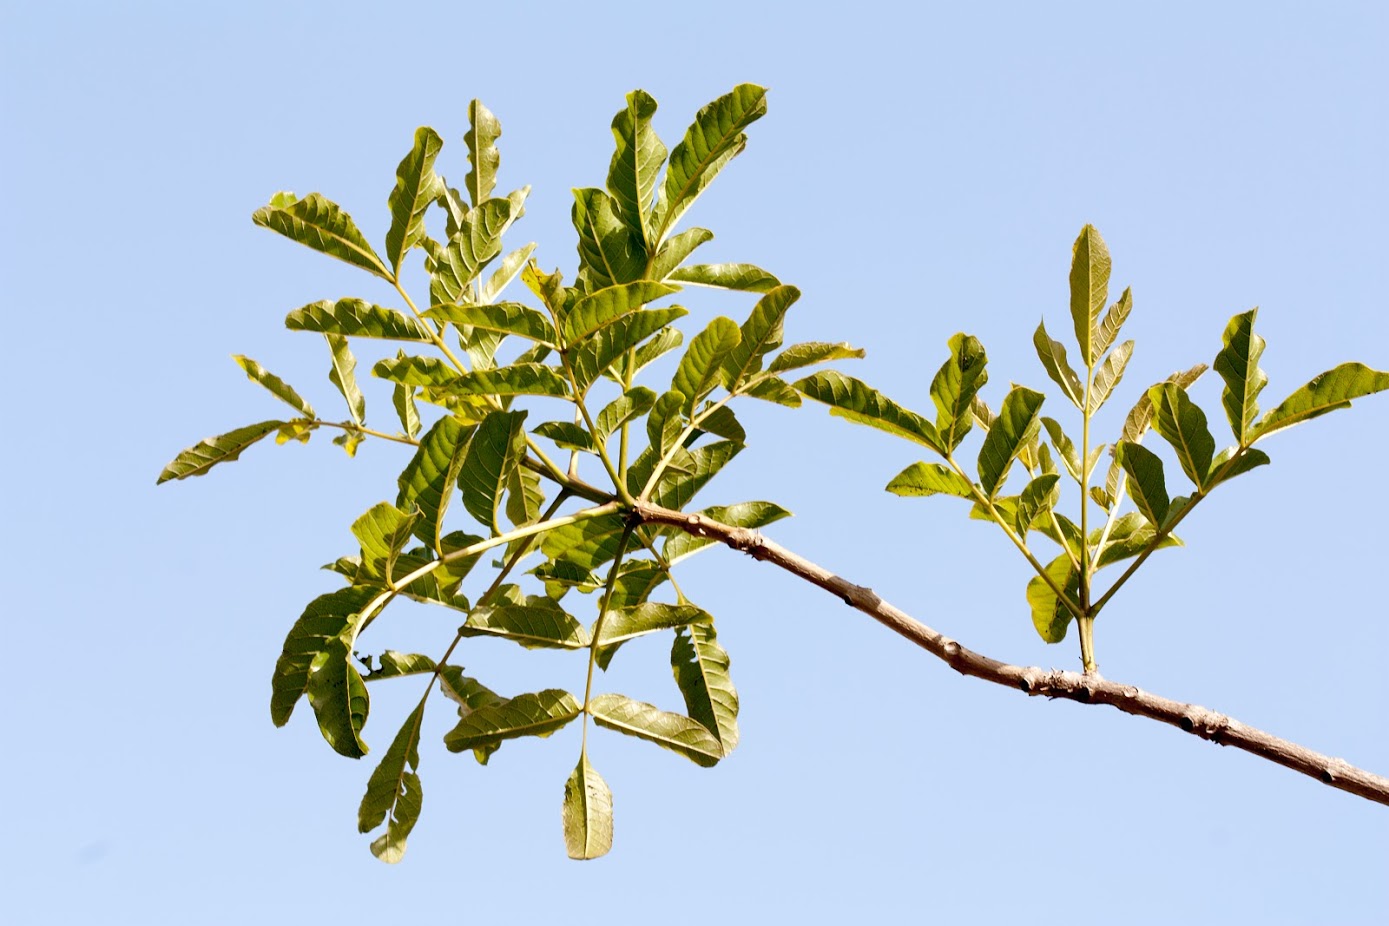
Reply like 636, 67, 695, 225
157, 420, 283, 484
672, 316, 741, 412
434, 364, 571, 399
358, 701, 424, 863
1041, 417, 1081, 484
480, 243, 538, 305
976, 386, 1045, 498
587, 693, 723, 767
562, 281, 680, 345
1252, 362, 1389, 441
653, 83, 767, 239
385, 127, 445, 276
644, 390, 686, 459
306, 635, 371, 758
650, 227, 713, 280
767, 342, 866, 374
443, 690, 581, 753
425, 302, 557, 346
1069, 224, 1111, 366
461, 601, 591, 650
572, 188, 644, 290
1014, 473, 1061, 537
252, 192, 390, 280
929, 333, 989, 451
794, 371, 942, 452
533, 421, 595, 453
372, 355, 458, 387
691, 405, 745, 443
644, 440, 743, 510
562, 754, 614, 860
595, 603, 710, 649
390, 357, 421, 439
364, 651, 436, 680
594, 387, 657, 445
325, 334, 365, 425
662, 501, 792, 564
668, 263, 780, 293
1027, 553, 1080, 644
271, 586, 378, 727
884, 462, 976, 499
1120, 364, 1208, 443
569, 308, 689, 393
1094, 287, 1133, 360
1093, 512, 1183, 569
1208, 446, 1271, 486
719, 285, 800, 392
425, 198, 512, 306
352, 502, 420, 584
1212, 308, 1268, 444
1033, 320, 1084, 409
232, 355, 315, 418
670, 622, 738, 753
333, 430, 364, 457
505, 463, 544, 528
287, 298, 433, 341
1115, 441, 1170, 527
1089, 340, 1134, 412
459, 410, 527, 534
465, 100, 501, 208
1148, 383, 1216, 489
541, 513, 628, 571
607, 89, 667, 244
742, 376, 802, 407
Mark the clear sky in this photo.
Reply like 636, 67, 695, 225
3, 2, 1387, 923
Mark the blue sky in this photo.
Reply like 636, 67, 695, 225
3, 2, 1387, 923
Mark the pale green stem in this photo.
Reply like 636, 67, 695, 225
581, 523, 635, 752
639, 391, 737, 502
395, 279, 471, 374
1079, 353, 1096, 672
313, 419, 420, 447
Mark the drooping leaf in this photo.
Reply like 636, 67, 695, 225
650, 227, 713, 280
1094, 287, 1133, 360
662, 502, 792, 564
929, 333, 989, 451
572, 188, 645, 290
719, 286, 800, 392
562, 754, 614, 860
594, 602, 710, 648
1014, 473, 1061, 537
425, 198, 512, 306
794, 371, 942, 452
670, 622, 738, 753
287, 299, 434, 342
672, 316, 741, 413
479, 243, 538, 305
157, 420, 283, 484
233, 355, 315, 418
653, 83, 767, 239
1027, 553, 1080, 644
1148, 383, 1216, 489
668, 263, 780, 293
333, 430, 364, 457
306, 635, 371, 758
391, 355, 421, 438
562, 281, 680, 346
1033, 320, 1084, 409
1069, 224, 1111, 365
385, 127, 445, 275
325, 334, 365, 425
607, 89, 666, 244
464, 99, 501, 208
425, 302, 558, 346
587, 693, 723, 767
1115, 440, 1170, 528
459, 410, 528, 534
251, 191, 390, 280
767, 342, 866, 374
443, 690, 581, 753
976, 386, 1045, 498
594, 387, 657, 445
352, 502, 421, 584
1252, 362, 1389, 441
461, 601, 591, 650
1089, 340, 1134, 412
358, 701, 425, 863
436, 667, 506, 764
569, 308, 689, 393
885, 462, 976, 499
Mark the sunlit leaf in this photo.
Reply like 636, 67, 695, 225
287, 298, 434, 342
1040, 417, 1080, 483
594, 387, 657, 445
443, 690, 581, 753
643, 440, 742, 510
434, 364, 571, 399
252, 191, 390, 280
458, 410, 528, 534
1148, 382, 1215, 489
719, 286, 800, 392
588, 693, 723, 767
569, 308, 689, 393
976, 386, 1044, 498
1207, 446, 1271, 486
573, 188, 644, 290
533, 420, 595, 453
1093, 512, 1183, 569
1089, 340, 1134, 412
1252, 362, 1389, 441
1069, 224, 1111, 365
425, 198, 512, 306
607, 89, 666, 244
306, 634, 371, 758
157, 420, 283, 484
358, 701, 424, 863
595, 602, 710, 647
794, 371, 942, 452
1115, 440, 1169, 527
233, 355, 315, 418
929, 333, 989, 451
1027, 553, 1080, 644
668, 263, 780, 293
1014, 473, 1061, 537
364, 651, 436, 680
767, 342, 866, 374
390, 355, 421, 439
325, 333, 366, 425
352, 502, 420, 584
461, 601, 591, 649
1094, 287, 1133, 360
541, 513, 628, 571
425, 302, 557, 346
562, 754, 613, 860
650, 227, 713, 280
670, 622, 738, 753
885, 462, 976, 499
480, 243, 537, 305
672, 316, 741, 412
1033, 320, 1084, 409
562, 281, 680, 345
742, 375, 802, 407
690, 405, 744, 443
1120, 364, 1207, 443
373, 355, 458, 387
465, 99, 501, 208
385, 127, 445, 276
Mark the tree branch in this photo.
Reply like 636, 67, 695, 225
630, 501, 1389, 808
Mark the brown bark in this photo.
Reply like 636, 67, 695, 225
630, 501, 1389, 808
